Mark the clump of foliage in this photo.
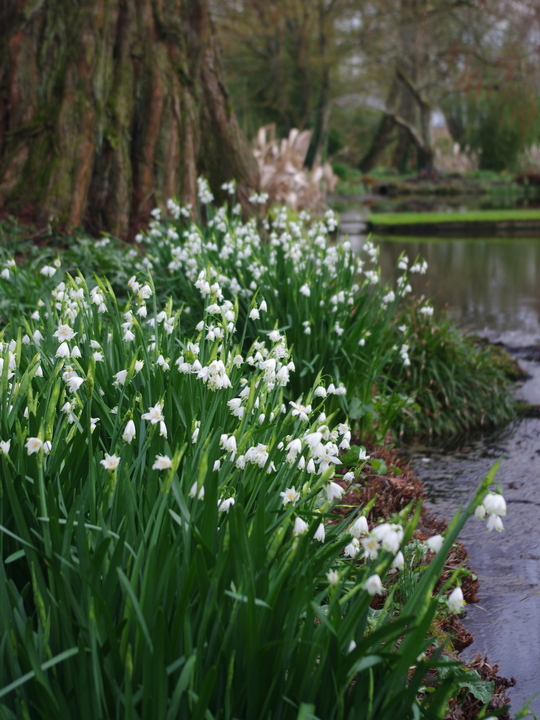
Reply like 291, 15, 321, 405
0, 251, 507, 717
0, 186, 517, 442
442, 85, 540, 173
391, 302, 516, 439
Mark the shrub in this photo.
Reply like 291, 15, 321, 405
391, 301, 516, 438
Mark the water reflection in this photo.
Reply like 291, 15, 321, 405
377, 237, 540, 343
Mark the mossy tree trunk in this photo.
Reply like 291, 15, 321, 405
0, 0, 259, 237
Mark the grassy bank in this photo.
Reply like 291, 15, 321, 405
333, 166, 540, 200
368, 209, 540, 225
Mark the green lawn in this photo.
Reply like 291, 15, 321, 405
368, 209, 540, 225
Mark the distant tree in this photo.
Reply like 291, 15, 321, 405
0, 0, 259, 237
354, 0, 540, 172
213, 0, 347, 168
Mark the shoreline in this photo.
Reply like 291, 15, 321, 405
339, 440, 516, 719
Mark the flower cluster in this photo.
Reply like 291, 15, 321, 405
475, 490, 506, 532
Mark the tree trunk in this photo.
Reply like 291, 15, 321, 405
0, 0, 259, 238
358, 78, 400, 173
305, 0, 329, 169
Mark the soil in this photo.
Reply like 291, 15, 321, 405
335, 441, 515, 720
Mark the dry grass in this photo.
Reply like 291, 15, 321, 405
253, 124, 338, 210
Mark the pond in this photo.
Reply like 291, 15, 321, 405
364, 226, 540, 715
378, 236, 540, 343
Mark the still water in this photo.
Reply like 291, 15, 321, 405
375, 234, 540, 716
378, 237, 540, 343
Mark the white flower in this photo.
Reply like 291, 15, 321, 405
426, 534, 444, 553
213, 460, 221, 472
314, 523, 326, 542
134, 360, 144, 372
53, 324, 76, 342
483, 492, 506, 517
249, 308, 260, 320
326, 569, 339, 585
285, 438, 302, 462
344, 538, 361, 558
364, 574, 384, 596
448, 587, 465, 613
189, 482, 205, 499
100, 453, 120, 471
219, 434, 237, 454
361, 535, 379, 559
280, 487, 300, 505
26, 437, 43, 455
293, 517, 309, 537
290, 401, 311, 422
0, 440, 10, 454
40, 265, 57, 277
218, 497, 235, 512
152, 454, 172, 470
268, 330, 282, 343
392, 551, 405, 569
314, 386, 327, 398
245, 444, 269, 467
156, 355, 170, 371
66, 375, 85, 393
420, 305, 434, 317
326, 482, 344, 501
372, 523, 403, 553
235, 454, 246, 468
43, 441, 52, 454
123, 329, 135, 342
486, 514, 504, 532
114, 369, 128, 386
122, 420, 136, 443
350, 516, 369, 538
56, 342, 70, 359
474, 504, 486, 520
142, 403, 164, 425
138, 284, 153, 299
299, 283, 311, 297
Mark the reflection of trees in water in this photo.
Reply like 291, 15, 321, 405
377, 239, 540, 334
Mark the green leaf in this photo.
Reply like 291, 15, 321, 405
0, 647, 79, 699
369, 458, 388, 475
339, 445, 361, 465
117, 568, 154, 653
438, 664, 494, 704
296, 702, 321, 720
348, 398, 375, 420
